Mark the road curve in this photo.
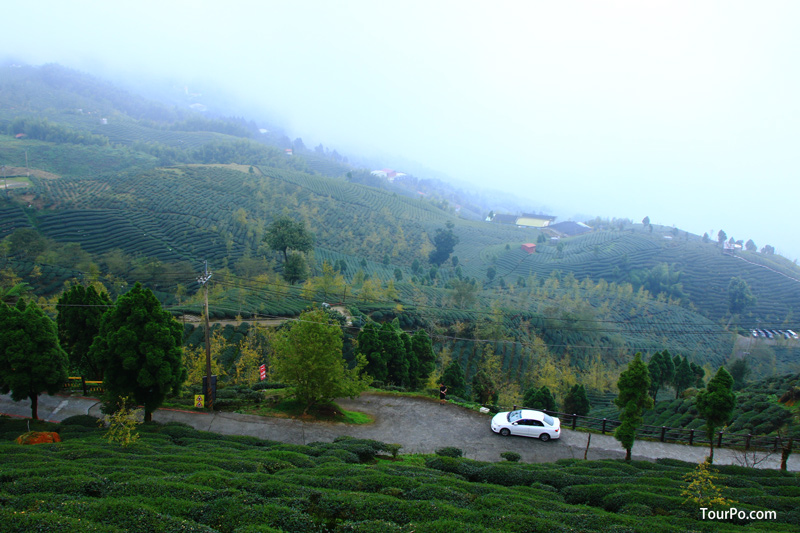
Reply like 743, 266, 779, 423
1, 392, 797, 471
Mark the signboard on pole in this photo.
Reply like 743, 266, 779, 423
259, 364, 267, 381
195, 395, 204, 408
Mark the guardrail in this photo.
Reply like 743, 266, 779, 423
538, 408, 792, 454
63, 377, 104, 396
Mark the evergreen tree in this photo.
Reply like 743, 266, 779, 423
89, 283, 185, 422
471, 368, 496, 405
563, 384, 591, 416
283, 252, 309, 285
696, 367, 736, 464
523, 386, 557, 411
0, 300, 69, 420
647, 350, 674, 400
672, 355, 693, 399
380, 322, 408, 386
409, 330, 436, 390
56, 284, 112, 379
357, 321, 386, 383
614, 353, 654, 461
442, 359, 467, 399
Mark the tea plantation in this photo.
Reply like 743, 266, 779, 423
1, 416, 798, 532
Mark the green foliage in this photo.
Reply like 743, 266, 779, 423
100, 396, 142, 447
647, 350, 675, 400
428, 224, 459, 266
523, 385, 557, 411
500, 451, 521, 462
271, 309, 370, 412
471, 369, 496, 405
89, 283, 185, 421
728, 276, 756, 316
614, 353, 654, 460
283, 251, 309, 285
563, 384, 591, 416
0, 299, 69, 419
56, 284, 112, 379
441, 360, 467, 399
358, 321, 387, 383
696, 367, 736, 463
435, 446, 463, 458
263, 215, 315, 263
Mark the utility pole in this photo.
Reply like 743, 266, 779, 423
197, 261, 213, 409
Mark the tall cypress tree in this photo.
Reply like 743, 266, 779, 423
410, 330, 436, 390
696, 367, 736, 464
442, 359, 467, 399
380, 322, 408, 386
357, 321, 386, 383
614, 353, 654, 461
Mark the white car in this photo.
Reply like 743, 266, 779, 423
491, 409, 560, 441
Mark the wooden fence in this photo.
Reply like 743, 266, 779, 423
540, 408, 793, 454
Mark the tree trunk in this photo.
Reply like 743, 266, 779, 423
708, 438, 715, 464
144, 409, 152, 423
30, 392, 39, 420
625, 447, 631, 461
781, 439, 792, 472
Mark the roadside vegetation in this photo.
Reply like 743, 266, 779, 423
1, 415, 798, 532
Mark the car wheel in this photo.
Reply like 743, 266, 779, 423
539, 433, 550, 442
500, 428, 510, 437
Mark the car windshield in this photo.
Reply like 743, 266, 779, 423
507, 410, 522, 423
543, 414, 555, 426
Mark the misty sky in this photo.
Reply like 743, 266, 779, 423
3, 1, 800, 260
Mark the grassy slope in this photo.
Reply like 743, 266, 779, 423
1, 416, 798, 532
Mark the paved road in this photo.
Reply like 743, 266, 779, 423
2, 392, 797, 471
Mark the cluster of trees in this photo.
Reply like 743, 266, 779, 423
616, 351, 735, 463
519, 384, 591, 417
647, 350, 705, 400
263, 216, 315, 285
7, 117, 109, 146
428, 222, 459, 266
356, 320, 436, 390
1, 283, 185, 421
132, 138, 311, 172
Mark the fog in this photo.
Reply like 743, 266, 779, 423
3, 1, 800, 260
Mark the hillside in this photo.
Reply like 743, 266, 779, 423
2, 416, 798, 532
2, 63, 800, 387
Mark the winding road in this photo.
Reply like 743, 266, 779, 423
2, 392, 796, 471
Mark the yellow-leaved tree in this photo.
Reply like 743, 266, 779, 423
231, 324, 271, 386
183, 328, 227, 387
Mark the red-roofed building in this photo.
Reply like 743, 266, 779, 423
521, 243, 536, 254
